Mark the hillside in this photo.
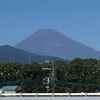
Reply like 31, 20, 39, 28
15, 29, 100, 60
0, 45, 62, 64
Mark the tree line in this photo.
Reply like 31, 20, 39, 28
0, 58, 100, 93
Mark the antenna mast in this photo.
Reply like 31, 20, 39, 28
42, 62, 55, 93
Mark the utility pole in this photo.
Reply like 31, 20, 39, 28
52, 67, 55, 93
28, 53, 31, 64
12, 50, 15, 62
42, 63, 55, 93
43, 77, 50, 93
13, 56, 15, 62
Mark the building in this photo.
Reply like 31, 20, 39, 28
0, 86, 26, 93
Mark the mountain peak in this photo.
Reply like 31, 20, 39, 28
33, 29, 63, 37
15, 29, 100, 60
0, 45, 13, 49
37, 29, 56, 32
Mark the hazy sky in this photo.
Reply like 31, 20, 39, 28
0, 0, 100, 51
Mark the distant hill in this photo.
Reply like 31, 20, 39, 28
0, 45, 62, 64
15, 29, 100, 60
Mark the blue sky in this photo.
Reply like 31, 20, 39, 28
0, 0, 100, 51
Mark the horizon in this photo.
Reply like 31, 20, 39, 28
0, 0, 100, 51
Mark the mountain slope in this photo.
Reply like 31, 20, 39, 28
15, 29, 100, 60
0, 45, 62, 64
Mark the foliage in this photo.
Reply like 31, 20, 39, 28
0, 58, 100, 93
